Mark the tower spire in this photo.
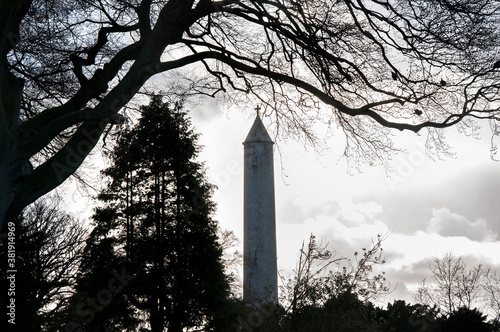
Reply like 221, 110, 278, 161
244, 110, 273, 143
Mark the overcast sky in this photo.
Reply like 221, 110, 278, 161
63, 95, 500, 307
187, 98, 500, 305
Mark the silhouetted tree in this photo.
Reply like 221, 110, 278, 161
0, 196, 86, 330
441, 307, 493, 332
484, 270, 500, 327
280, 233, 388, 316
282, 291, 380, 332
377, 300, 441, 332
218, 228, 243, 296
280, 234, 342, 314
2, 0, 499, 229
279, 233, 389, 331
62, 225, 139, 332
414, 253, 488, 315
73, 97, 230, 332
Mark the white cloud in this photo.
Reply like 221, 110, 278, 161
346, 201, 383, 223
426, 207, 498, 242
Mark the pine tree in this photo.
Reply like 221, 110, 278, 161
73, 97, 230, 332
63, 220, 139, 332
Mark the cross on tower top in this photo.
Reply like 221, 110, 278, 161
255, 105, 261, 117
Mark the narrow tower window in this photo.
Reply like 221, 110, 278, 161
252, 151, 257, 166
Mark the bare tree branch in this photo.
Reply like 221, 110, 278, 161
0, 0, 499, 229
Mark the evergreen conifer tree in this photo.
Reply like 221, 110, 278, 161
72, 97, 230, 332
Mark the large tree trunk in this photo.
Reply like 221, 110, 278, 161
0, 166, 16, 231
0, 0, 33, 230
150, 308, 164, 332
0, 59, 26, 231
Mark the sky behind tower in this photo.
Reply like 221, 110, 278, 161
63, 96, 500, 306
189, 99, 500, 305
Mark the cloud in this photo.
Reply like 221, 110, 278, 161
352, 157, 500, 237
276, 203, 389, 275
340, 201, 383, 224
279, 191, 383, 226
426, 207, 498, 242
190, 98, 223, 124
278, 196, 307, 225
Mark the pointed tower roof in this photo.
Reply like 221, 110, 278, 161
243, 109, 273, 144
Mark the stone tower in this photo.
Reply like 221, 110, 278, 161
243, 108, 278, 304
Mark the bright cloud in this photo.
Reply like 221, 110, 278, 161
426, 207, 498, 242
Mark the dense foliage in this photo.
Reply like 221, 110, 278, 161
65, 98, 231, 331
